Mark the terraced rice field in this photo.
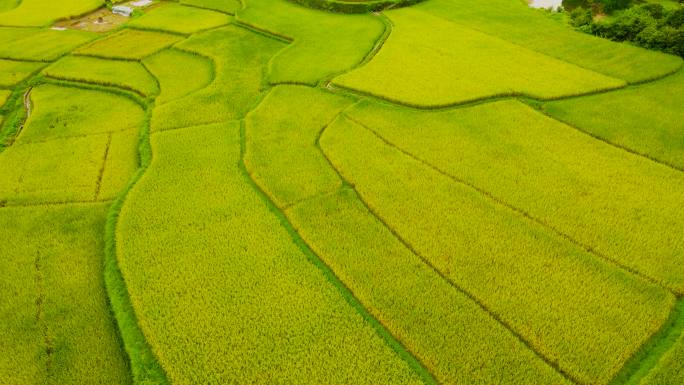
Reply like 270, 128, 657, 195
0, 0, 682, 384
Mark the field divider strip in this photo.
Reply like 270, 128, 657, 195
103, 102, 169, 385
238, 118, 439, 385
94, 133, 113, 201
611, 298, 684, 385
34, 240, 53, 378
319, 112, 603, 385
534, 102, 684, 174
344, 112, 677, 296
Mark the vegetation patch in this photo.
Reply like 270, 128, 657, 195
143, 48, 213, 105
333, 7, 626, 107
0, 29, 97, 62
543, 68, 684, 170
346, 99, 684, 294
151, 25, 286, 131
0, 0, 104, 27
238, 0, 386, 85
321, 113, 675, 385
116, 122, 426, 384
75, 29, 183, 60
0, 60, 44, 87
129, 4, 232, 34
0, 204, 130, 384
180, 0, 242, 13
17, 84, 144, 143
44, 56, 159, 97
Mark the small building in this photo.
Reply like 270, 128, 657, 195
112, 5, 133, 17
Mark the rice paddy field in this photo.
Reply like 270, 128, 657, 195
0, 0, 682, 384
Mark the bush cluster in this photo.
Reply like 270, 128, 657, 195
571, 4, 684, 57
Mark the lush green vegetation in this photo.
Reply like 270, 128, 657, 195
151, 25, 285, 131
44, 56, 159, 97
116, 123, 426, 384
0, 204, 130, 384
1, 0, 683, 384
142, 48, 213, 105
75, 29, 183, 60
129, 4, 231, 34
544, 69, 684, 169
334, 7, 626, 107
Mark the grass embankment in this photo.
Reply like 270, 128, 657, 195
0, 204, 130, 384
345, 99, 684, 295
320, 113, 675, 385
44, 56, 159, 98
143, 49, 213, 105
75, 29, 183, 60
0, 0, 103, 27
238, 0, 385, 85
333, 7, 626, 107
151, 25, 285, 131
543, 69, 684, 170
129, 4, 232, 34
245, 85, 572, 384
116, 122, 427, 384
413, 0, 683, 83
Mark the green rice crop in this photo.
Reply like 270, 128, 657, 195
97, 129, 141, 201
0, 89, 9, 106
129, 4, 232, 34
143, 48, 213, 105
0, 59, 43, 87
413, 0, 682, 83
244, 85, 570, 384
333, 7, 626, 107
75, 29, 183, 60
18, 84, 145, 143
346, 99, 684, 295
0, 29, 97, 62
116, 122, 426, 384
245, 85, 350, 207
287, 188, 570, 385
543, 69, 684, 170
151, 25, 285, 131
180, 0, 242, 13
0, 204, 130, 384
320, 114, 675, 385
44, 56, 159, 97
0, 135, 109, 205
238, 0, 385, 85
0, 0, 103, 27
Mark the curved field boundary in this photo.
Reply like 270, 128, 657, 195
237, 119, 438, 385
104, 103, 169, 385
288, 0, 424, 13
611, 298, 684, 385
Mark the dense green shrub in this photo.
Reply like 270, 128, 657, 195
570, 4, 684, 57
